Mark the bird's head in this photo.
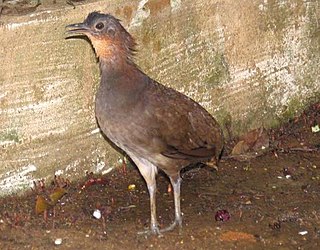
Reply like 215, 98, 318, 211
66, 12, 136, 61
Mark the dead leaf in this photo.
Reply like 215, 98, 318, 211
231, 140, 250, 155
220, 231, 256, 242
231, 127, 269, 159
35, 195, 50, 214
241, 128, 263, 148
49, 187, 67, 205
252, 129, 269, 151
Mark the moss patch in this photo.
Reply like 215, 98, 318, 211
0, 129, 20, 143
205, 53, 230, 87
282, 97, 310, 121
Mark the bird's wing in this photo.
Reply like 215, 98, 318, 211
145, 82, 223, 162
162, 145, 217, 161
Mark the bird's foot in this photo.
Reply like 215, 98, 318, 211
137, 224, 163, 237
137, 220, 182, 236
159, 219, 182, 234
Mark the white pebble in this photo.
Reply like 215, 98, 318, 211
311, 125, 320, 133
102, 167, 113, 175
54, 238, 62, 245
93, 209, 102, 219
298, 230, 308, 235
55, 170, 64, 176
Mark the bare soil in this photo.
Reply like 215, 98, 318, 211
0, 103, 319, 250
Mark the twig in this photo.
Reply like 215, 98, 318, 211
277, 147, 319, 152
66, 0, 76, 9
221, 146, 319, 161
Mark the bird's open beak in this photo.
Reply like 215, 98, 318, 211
66, 23, 90, 35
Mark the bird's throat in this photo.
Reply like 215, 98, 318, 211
99, 58, 148, 105
89, 36, 115, 59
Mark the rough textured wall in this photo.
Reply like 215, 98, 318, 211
0, 0, 319, 195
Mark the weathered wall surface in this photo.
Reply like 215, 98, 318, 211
0, 0, 319, 195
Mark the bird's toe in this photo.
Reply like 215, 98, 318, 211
159, 219, 182, 234
137, 224, 163, 237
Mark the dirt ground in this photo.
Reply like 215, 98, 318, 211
0, 102, 319, 250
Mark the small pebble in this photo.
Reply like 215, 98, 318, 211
311, 125, 320, 133
55, 170, 64, 176
298, 231, 308, 236
93, 209, 102, 219
54, 238, 62, 245
128, 184, 136, 191
102, 167, 113, 175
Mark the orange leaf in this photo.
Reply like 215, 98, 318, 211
220, 231, 256, 242
49, 187, 67, 205
35, 195, 50, 214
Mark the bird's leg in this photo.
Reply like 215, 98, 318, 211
130, 156, 161, 235
147, 181, 160, 234
137, 181, 161, 235
138, 176, 160, 235
160, 174, 183, 233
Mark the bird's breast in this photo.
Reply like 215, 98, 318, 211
94, 83, 147, 152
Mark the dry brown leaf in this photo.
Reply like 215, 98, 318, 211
242, 127, 269, 150
231, 140, 250, 155
231, 127, 269, 157
49, 187, 67, 205
241, 128, 262, 147
35, 195, 50, 214
220, 231, 256, 242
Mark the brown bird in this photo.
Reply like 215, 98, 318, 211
66, 12, 224, 235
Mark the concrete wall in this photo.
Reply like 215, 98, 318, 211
0, 0, 319, 195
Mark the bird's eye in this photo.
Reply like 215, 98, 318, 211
95, 22, 104, 30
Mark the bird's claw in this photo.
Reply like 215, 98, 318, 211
160, 220, 182, 235
137, 225, 163, 237
138, 220, 182, 237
